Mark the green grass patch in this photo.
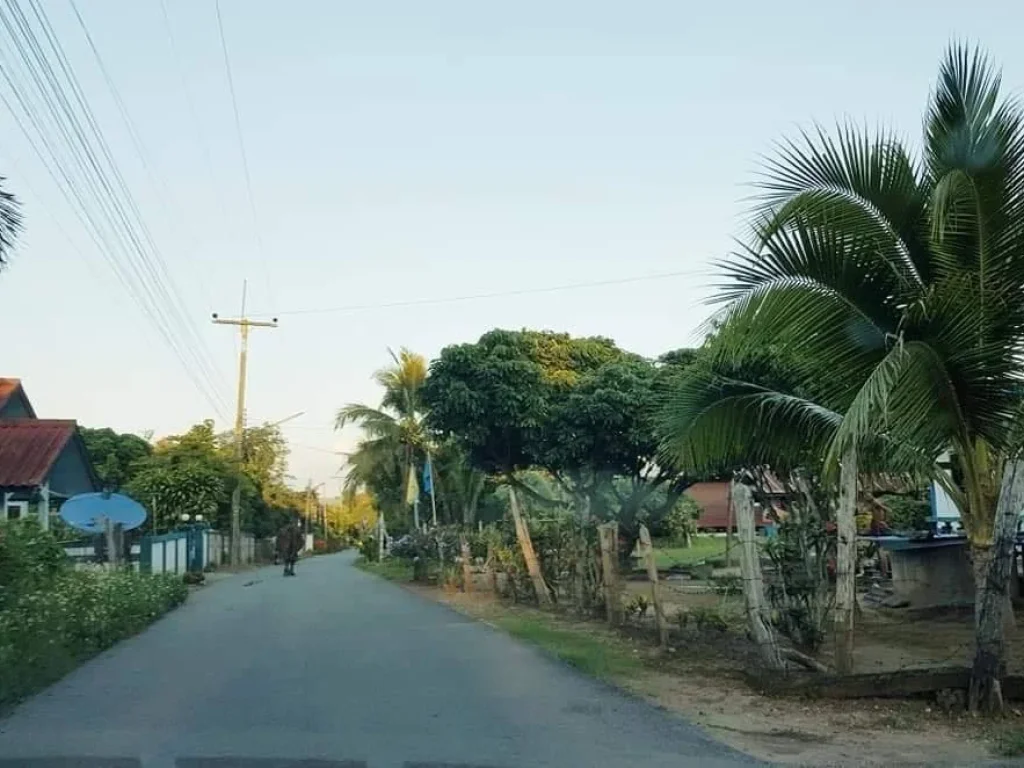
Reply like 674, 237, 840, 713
654, 535, 728, 569
490, 613, 643, 681
992, 728, 1024, 757
354, 556, 414, 583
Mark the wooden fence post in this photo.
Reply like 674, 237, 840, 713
834, 446, 858, 675
639, 524, 669, 646
733, 479, 784, 669
461, 536, 473, 593
508, 486, 552, 606
598, 522, 622, 626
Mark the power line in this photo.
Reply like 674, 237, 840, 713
23, 0, 229, 414
0, 0, 230, 418
213, 0, 274, 311
67, 0, 224, 374
157, 0, 222, 218
259, 268, 712, 318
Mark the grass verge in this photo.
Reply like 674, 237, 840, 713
354, 556, 414, 583
488, 612, 644, 681
0, 570, 187, 710
654, 535, 728, 569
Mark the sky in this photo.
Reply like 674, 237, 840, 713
0, 0, 1020, 497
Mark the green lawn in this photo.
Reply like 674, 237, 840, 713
490, 613, 643, 681
653, 535, 728, 569
354, 557, 414, 582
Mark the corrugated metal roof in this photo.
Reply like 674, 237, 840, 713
0, 419, 77, 487
688, 481, 768, 530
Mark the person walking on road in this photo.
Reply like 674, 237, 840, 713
277, 518, 303, 577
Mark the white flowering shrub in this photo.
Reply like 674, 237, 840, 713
0, 522, 187, 708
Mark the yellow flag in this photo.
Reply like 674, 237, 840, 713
405, 463, 420, 506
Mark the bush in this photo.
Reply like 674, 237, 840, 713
0, 521, 189, 709
880, 493, 931, 533
358, 535, 378, 562
0, 570, 187, 707
0, 521, 67, 606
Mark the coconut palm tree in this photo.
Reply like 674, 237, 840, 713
660, 45, 1024, 712
336, 348, 429, 526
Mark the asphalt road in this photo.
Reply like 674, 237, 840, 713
0, 552, 758, 768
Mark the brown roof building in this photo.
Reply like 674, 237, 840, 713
0, 379, 98, 527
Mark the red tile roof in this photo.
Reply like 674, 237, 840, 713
0, 419, 77, 487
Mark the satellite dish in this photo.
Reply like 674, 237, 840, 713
59, 492, 147, 533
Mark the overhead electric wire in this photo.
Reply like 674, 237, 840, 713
67, 0, 219, 319
0, 0, 229, 418
156, 0, 222, 222
11, 0, 229, 416
262, 267, 712, 318
66, 0, 223, 372
213, 0, 275, 311
24, 0, 229, 412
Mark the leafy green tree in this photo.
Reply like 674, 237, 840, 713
126, 461, 223, 530
80, 427, 153, 490
123, 420, 297, 537
423, 329, 621, 479
660, 45, 1024, 711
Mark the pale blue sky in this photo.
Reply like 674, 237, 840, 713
0, 1, 1018, 494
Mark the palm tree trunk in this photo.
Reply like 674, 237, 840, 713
834, 446, 858, 675
969, 460, 1024, 714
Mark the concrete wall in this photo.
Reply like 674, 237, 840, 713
889, 540, 974, 608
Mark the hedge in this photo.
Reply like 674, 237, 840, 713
0, 521, 188, 709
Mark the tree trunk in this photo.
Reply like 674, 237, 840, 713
733, 479, 784, 669
598, 522, 623, 626
464, 473, 485, 527
834, 446, 858, 676
508, 485, 552, 606
969, 460, 1024, 714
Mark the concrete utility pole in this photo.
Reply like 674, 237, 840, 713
213, 281, 278, 566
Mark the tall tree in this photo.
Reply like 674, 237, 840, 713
661, 45, 1024, 711
80, 427, 153, 490
336, 348, 429, 530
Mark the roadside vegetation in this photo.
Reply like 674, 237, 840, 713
346, 44, 1024, 764
0, 521, 187, 709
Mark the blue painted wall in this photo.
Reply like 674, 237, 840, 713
49, 437, 99, 496
0, 388, 34, 419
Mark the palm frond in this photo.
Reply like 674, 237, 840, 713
753, 124, 930, 286
828, 339, 964, 467
657, 365, 841, 475
0, 178, 22, 269
334, 403, 400, 438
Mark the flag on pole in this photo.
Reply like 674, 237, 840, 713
422, 454, 433, 496
405, 463, 420, 506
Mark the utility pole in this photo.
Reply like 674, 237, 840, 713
213, 281, 278, 566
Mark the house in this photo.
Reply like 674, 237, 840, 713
0, 378, 35, 418
0, 378, 99, 528
687, 479, 782, 531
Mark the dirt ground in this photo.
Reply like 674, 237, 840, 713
412, 581, 1023, 766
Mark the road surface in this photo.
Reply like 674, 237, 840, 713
0, 552, 758, 768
